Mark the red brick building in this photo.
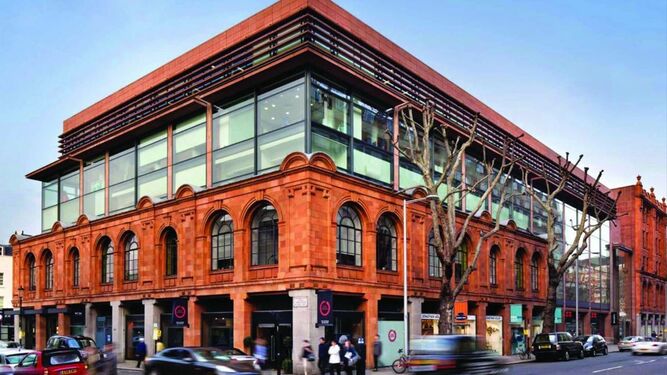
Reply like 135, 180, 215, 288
611, 177, 667, 338
10, 0, 616, 368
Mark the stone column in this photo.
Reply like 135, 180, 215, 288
501, 305, 511, 356
232, 293, 252, 350
363, 294, 380, 368
35, 313, 46, 350
476, 302, 488, 347
83, 303, 97, 340
111, 301, 126, 360
408, 297, 423, 339
14, 315, 20, 347
183, 297, 202, 347
143, 299, 162, 356
57, 309, 70, 336
289, 289, 325, 375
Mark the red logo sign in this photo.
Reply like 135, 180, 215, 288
388, 329, 397, 342
174, 305, 186, 319
319, 300, 331, 317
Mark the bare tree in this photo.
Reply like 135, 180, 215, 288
394, 101, 521, 334
521, 154, 620, 333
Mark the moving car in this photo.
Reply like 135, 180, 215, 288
632, 340, 667, 355
407, 335, 508, 375
573, 335, 608, 357
215, 348, 258, 368
532, 332, 584, 361
12, 349, 87, 374
144, 347, 260, 375
618, 336, 644, 351
0, 349, 35, 374
46, 335, 101, 365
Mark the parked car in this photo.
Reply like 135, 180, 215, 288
12, 349, 87, 374
632, 340, 667, 355
144, 347, 260, 375
46, 335, 101, 365
0, 349, 36, 374
618, 336, 645, 351
573, 335, 608, 357
406, 335, 508, 375
532, 332, 584, 361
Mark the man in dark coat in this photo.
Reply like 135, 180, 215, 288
373, 334, 382, 371
318, 337, 329, 374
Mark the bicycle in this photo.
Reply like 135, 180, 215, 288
392, 349, 408, 374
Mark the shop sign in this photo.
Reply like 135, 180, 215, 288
510, 304, 523, 324
555, 308, 562, 324
486, 315, 502, 321
421, 314, 440, 320
388, 329, 397, 342
171, 299, 188, 327
317, 290, 333, 326
293, 296, 308, 308
70, 306, 85, 326
454, 301, 468, 323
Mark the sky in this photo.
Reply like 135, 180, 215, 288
0, 0, 665, 240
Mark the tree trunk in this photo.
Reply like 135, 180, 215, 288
542, 268, 561, 333
437, 276, 454, 334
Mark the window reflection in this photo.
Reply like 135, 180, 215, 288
258, 79, 305, 134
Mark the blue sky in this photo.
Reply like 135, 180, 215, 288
0, 0, 665, 239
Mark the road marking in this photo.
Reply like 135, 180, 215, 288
592, 366, 623, 373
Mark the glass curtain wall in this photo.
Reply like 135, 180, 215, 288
41, 180, 58, 232
138, 130, 167, 199
173, 114, 206, 190
59, 170, 80, 226
212, 97, 255, 184
83, 158, 105, 219
109, 148, 136, 214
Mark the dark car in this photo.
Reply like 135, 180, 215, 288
12, 349, 87, 375
532, 332, 584, 361
407, 335, 507, 375
46, 335, 101, 365
144, 347, 260, 375
574, 335, 608, 357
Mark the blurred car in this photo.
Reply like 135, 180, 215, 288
215, 348, 258, 367
0, 342, 20, 349
573, 335, 608, 357
0, 349, 35, 374
144, 347, 260, 375
618, 336, 645, 351
407, 335, 507, 375
46, 334, 101, 365
12, 348, 87, 374
632, 340, 667, 355
532, 332, 584, 361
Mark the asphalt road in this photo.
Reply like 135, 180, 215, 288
509, 351, 667, 375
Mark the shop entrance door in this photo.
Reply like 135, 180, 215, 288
45, 315, 58, 343
252, 311, 292, 370
126, 315, 145, 360
23, 316, 36, 349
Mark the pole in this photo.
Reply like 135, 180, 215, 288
18, 296, 22, 348
403, 199, 408, 354
575, 258, 579, 336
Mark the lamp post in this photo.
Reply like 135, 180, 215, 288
402, 191, 439, 354
17, 286, 24, 348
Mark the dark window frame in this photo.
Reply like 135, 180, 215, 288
165, 229, 178, 277
124, 234, 139, 281
101, 238, 114, 284
336, 204, 363, 267
71, 248, 80, 287
515, 249, 525, 291
376, 215, 397, 272
44, 251, 54, 290
489, 246, 499, 286
27, 254, 36, 291
428, 230, 442, 278
211, 213, 234, 271
531, 253, 539, 292
251, 204, 279, 266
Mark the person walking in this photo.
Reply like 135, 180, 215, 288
135, 339, 147, 368
318, 337, 329, 374
342, 340, 358, 375
302, 339, 315, 375
372, 335, 382, 371
328, 340, 341, 375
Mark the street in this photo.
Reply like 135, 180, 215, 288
509, 352, 667, 375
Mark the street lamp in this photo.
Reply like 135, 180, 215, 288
401, 187, 439, 354
17, 286, 24, 348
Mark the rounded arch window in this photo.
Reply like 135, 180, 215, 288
251, 204, 278, 266
212, 213, 234, 270
336, 204, 362, 266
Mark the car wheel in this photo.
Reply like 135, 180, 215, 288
579, 350, 585, 359
603, 347, 608, 356
591, 349, 596, 357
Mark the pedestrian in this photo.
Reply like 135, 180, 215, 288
372, 334, 382, 371
135, 339, 147, 368
318, 337, 329, 374
302, 339, 315, 375
254, 338, 268, 370
342, 340, 359, 375
328, 339, 341, 375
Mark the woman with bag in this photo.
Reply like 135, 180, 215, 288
301, 339, 315, 375
342, 340, 358, 375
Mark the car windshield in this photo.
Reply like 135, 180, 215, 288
534, 334, 557, 344
44, 352, 81, 366
77, 338, 96, 349
622, 336, 636, 341
65, 338, 81, 349
191, 349, 231, 362
5, 354, 27, 365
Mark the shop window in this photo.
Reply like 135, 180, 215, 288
124, 234, 139, 281
164, 229, 178, 277
43, 250, 54, 290
100, 237, 114, 284
515, 249, 525, 290
336, 204, 362, 267
26, 253, 36, 290
251, 204, 279, 266
70, 248, 80, 287
376, 215, 397, 271
211, 213, 234, 270
489, 246, 499, 286
83, 158, 106, 220
428, 230, 442, 278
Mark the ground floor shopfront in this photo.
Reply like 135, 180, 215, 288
637, 312, 666, 338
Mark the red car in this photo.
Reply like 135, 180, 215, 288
12, 349, 87, 375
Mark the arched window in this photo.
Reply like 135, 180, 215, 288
515, 249, 525, 290
428, 230, 441, 278
376, 215, 397, 271
454, 242, 468, 282
101, 237, 114, 284
336, 204, 362, 266
124, 234, 139, 281
251, 204, 278, 266
26, 254, 36, 291
70, 248, 80, 287
489, 245, 499, 286
211, 213, 234, 270
44, 250, 54, 290
165, 229, 178, 276
531, 253, 540, 292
